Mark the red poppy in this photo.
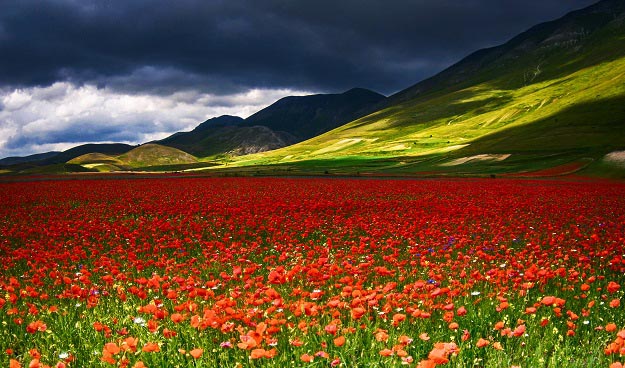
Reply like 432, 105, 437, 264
607, 282, 621, 293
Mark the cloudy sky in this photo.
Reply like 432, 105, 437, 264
0, 0, 597, 158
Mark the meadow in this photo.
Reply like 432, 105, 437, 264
1, 177, 624, 367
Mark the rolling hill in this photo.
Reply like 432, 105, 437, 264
0, 143, 137, 175
117, 144, 198, 167
67, 144, 211, 172
227, 0, 625, 177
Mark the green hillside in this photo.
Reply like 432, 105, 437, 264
223, 0, 625, 177
66, 144, 204, 173
67, 153, 127, 172
117, 144, 198, 167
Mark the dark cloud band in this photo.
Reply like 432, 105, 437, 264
0, 0, 596, 95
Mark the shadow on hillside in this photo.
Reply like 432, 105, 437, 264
388, 15, 625, 106
348, 89, 514, 130
456, 95, 625, 156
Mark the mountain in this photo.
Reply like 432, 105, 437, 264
156, 115, 283, 157
243, 88, 386, 140
386, 0, 625, 105
0, 151, 61, 166
159, 124, 296, 158
158, 88, 385, 157
231, 0, 625, 177
192, 115, 244, 132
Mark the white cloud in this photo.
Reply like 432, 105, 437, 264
0, 82, 313, 158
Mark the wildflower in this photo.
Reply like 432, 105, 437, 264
398, 335, 414, 345
170, 313, 184, 323
457, 306, 467, 316
333, 336, 346, 347
104, 343, 120, 355
607, 282, 620, 293
250, 348, 276, 359
142, 342, 160, 353
541, 296, 556, 306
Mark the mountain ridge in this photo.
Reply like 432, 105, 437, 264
385, 0, 625, 106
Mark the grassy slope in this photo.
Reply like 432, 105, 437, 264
67, 144, 214, 173
116, 144, 198, 168
3, 144, 217, 175
223, 8, 625, 177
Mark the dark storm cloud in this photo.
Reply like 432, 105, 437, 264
0, 0, 597, 95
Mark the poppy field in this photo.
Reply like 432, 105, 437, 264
1, 177, 624, 368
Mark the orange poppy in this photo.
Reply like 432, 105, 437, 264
104, 343, 120, 355
333, 336, 346, 347
142, 343, 160, 353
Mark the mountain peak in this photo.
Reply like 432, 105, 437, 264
244, 88, 386, 140
192, 115, 244, 133
342, 87, 386, 98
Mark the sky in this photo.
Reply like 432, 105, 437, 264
0, 0, 598, 158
